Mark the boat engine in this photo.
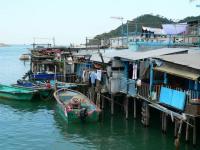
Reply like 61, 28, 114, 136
80, 108, 88, 122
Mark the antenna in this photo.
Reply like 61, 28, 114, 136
110, 16, 124, 22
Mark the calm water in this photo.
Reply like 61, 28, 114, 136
0, 46, 198, 150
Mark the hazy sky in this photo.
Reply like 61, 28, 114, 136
0, 0, 199, 45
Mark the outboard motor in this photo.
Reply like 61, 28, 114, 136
79, 108, 88, 122
17, 79, 23, 85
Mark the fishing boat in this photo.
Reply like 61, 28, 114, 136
0, 84, 36, 101
50, 80, 77, 89
19, 53, 30, 61
12, 80, 53, 100
31, 72, 63, 80
54, 88, 101, 123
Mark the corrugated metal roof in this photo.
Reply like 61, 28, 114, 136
73, 48, 189, 63
154, 64, 200, 80
156, 52, 200, 70
113, 48, 188, 61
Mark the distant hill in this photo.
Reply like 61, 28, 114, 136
92, 14, 200, 41
93, 14, 174, 41
179, 15, 200, 23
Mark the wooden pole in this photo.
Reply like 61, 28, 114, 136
96, 92, 101, 109
162, 113, 167, 134
146, 103, 149, 126
125, 96, 129, 119
185, 118, 189, 142
174, 120, 178, 137
63, 59, 66, 82
193, 117, 196, 145
101, 93, 105, 110
162, 113, 164, 132
111, 94, 114, 115
134, 98, 136, 119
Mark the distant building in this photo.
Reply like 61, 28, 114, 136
109, 36, 128, 49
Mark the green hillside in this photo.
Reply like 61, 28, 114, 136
93, 14, 200, 41
94, 14, 173, 40
179, 15, 200, 23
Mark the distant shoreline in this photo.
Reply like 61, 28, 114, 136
0, 43, 9, 47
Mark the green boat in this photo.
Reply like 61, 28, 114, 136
12, 80, 53, 100
0, 84, 36, 101
54, 88, 101, 123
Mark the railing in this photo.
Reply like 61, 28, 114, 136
116, 77, 137, 97
138, 82, 150, 99
138, 83, 200, 103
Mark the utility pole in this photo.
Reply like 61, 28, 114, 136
86, 37, 88, 50
53, 37, 55, 47
110, 16, 124, 36
126, 20, 129, 44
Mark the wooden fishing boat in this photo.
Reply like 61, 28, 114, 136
50, 80, 77, 89
54, 88, 101, 123
12, 80, 53, 100
0, 84, 36, 101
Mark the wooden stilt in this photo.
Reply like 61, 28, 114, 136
146, 103, 149, 126
125, 96, 129, 119
88, 88, 91, 100
134, 98, 136, 119
174, 120, 178, 137
96, 92, 100, 108
193, 117, 196, 145
141, 102, 145, 125
163, 113, 167, 134
91, 85, 95, 102
175, 120, 183, 150
101, 93, 105, 110
162, 113, 164, 132
111, 94, 114, 115
185, 118, 189, 142
141, 101, 149, 127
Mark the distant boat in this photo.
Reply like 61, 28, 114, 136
12, 80, 53, 100
0, 84, 36, 101
54, 88, 101, 123
19, 54, 30, 61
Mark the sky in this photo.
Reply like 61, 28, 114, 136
0, 0, 199, 45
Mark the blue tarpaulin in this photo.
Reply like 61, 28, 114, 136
159, 87, 186, 111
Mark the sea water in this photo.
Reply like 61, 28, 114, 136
0, 45, 198, 150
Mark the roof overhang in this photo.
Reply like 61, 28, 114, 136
154, 64, 200, 81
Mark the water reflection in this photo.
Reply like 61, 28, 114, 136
53, 109, 139, 150
0, 98, 54, 112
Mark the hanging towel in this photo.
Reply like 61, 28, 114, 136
96, 70, 102, 81
90, 71, 97, 84
132, 64, 137, 80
